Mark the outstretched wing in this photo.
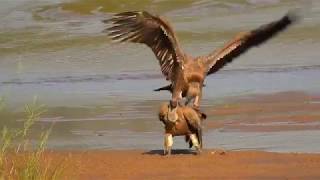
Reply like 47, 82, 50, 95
204, 11, 299, 75
105, 11, 184, 81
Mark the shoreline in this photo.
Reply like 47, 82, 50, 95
2, 91, 320, 152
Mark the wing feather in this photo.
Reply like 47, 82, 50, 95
204, 11, 300, 75
105, 11, 184, 80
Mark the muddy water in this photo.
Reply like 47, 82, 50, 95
0, 0, 320, 152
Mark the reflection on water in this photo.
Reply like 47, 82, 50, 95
0, 0, 320, 152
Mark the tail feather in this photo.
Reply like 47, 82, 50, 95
153, 84, 173, 92
197, 126, 203, 149
154, 84, 206, 92
185, 136, 193, 148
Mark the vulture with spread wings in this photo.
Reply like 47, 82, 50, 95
105, 11, 299, 110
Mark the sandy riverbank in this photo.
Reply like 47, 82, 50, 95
44, 149, 320, 179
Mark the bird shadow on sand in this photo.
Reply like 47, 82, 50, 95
142, 149, 198, 156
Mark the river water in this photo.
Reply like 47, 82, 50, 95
0, 0, 320, 152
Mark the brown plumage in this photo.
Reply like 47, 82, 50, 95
158, 102, 206, 155
105, 11, 299, 109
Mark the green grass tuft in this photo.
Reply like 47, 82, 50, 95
0, 97, 65, 180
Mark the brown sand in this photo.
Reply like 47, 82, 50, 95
45, 150, 320, 179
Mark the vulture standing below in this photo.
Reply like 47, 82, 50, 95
158, 102, 206, 155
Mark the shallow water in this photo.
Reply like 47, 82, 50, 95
0, 0, 320, 152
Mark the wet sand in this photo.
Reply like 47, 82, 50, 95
46, 150, 320, 179
204, 91, 320, 132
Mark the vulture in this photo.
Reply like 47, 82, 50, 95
158, 102, 206, 155
105, 10, 299, 110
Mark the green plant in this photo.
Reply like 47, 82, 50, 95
0, 97, 4, 111
0, 97, 64, 180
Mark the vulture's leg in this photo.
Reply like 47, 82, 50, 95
164, 133, 173, 156
190, 134, 201, 155
170, 90, 182, 108
168, 90, 181, 122
185, 96, 193, 106
193, 90, 202, 110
